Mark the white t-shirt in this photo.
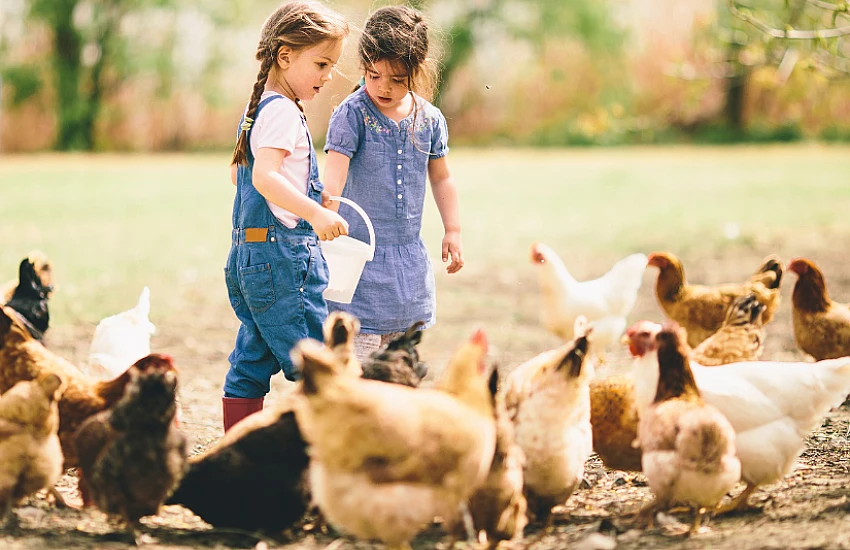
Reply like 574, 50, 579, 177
248, 92, 311, 228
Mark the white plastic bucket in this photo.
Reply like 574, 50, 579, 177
320, 196, 376, 304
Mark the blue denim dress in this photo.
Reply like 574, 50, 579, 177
224, 94, 329, 397
324, 87, 448, 334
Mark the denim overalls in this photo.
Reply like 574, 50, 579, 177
223, 94, 329, 397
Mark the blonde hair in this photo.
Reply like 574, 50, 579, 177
232, 1, 349, 166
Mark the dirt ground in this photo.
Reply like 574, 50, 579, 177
4, 248, 850, 550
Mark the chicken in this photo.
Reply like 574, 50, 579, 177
361, 321, 428, 385
531, 242, 646, 359
588, 295, 766, 473
647, 252, 783, 347
293, 328, 496, 549
4, 257, 52, 342
166, 313, 429, 532
634, 323, 741, 533
503, 317, 594, 526
0, 305, 176, 468
691, 293, 767, 366
74, 355, 187, 541
1, 250, 53, 305
788, 258, 850, 361
86, 287, 156, 380
460, 368, 527, 549
0, 373, 64, 528
626, 320, 850, 513
589, 375, 642, 472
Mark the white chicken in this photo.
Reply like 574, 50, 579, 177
504, 317, 594, 527
626, 320, 850, 512
86, 287, 156, 380
531, 243, 646, 360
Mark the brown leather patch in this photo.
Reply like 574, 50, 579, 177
244, 228, 268, 243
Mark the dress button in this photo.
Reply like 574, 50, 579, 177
397, 165, 402, 170
397, 194, 402, 199
397, 179, 402, 185
299, 288, 304, 292
270, 237, 275, 242
397, 149, 402, 154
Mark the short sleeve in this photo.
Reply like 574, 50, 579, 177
251, 98, 303, 155
324, 102, 362, 158
430, 110, 449, 159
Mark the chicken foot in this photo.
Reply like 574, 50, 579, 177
715, 483, 757, 515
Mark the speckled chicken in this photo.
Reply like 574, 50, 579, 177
691, 293, 767, 366
294, 329, 496, 549
634, 323, 741, 533
74, 355, 187, 541
648, 252, 782, 347
588, 375, 642, 472
788, 257, 850, 361
504, 317, 594, 526
0, 373, 64, 528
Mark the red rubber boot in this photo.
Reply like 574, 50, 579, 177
222, 396, 264, 432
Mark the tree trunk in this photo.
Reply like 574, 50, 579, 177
724, 41, 747, 133
50, 0, 92, 150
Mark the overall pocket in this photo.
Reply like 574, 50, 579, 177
239, 262, 276, 313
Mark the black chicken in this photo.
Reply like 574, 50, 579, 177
6, 258, 52, 341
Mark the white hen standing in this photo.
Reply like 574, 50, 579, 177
504, 317, 594, 528
626, 320, 850, 513
531, 243, 646, 360
86, 287, 156, 380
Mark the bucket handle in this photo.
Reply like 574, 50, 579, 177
328, 196, 376, 261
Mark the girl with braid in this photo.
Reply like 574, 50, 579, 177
323, 5, 464, 361
223, 1, 349, 432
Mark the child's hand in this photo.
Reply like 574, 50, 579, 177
442, 231, 464, 274
310, 208, 349, 241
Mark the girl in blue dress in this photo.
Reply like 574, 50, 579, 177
323, 5, 464, 359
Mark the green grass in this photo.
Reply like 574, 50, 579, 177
2, 144, 849, 367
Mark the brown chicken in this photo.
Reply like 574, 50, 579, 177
691, 293, 767, 366
293, 329, 496, 549
0, 305, 175, 468
1, 250, 53, 305
788, 258, 850, 361
634, 323, 741, 533
0, 373, 64, 528
74, 356, 187, 541
504, 318, 594, 527
453, 367, 527, 549
647, 252, 782, 347
589, 375, 642, 472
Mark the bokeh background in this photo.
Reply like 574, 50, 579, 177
3, 0, 850, 153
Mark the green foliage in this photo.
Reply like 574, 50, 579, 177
0, 65, 43, 105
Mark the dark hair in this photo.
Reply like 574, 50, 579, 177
358, 5, 437, 100
232, 1, 349, 166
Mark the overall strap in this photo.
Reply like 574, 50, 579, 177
243, 94, 286, 165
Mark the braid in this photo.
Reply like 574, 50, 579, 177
231, 55, 274, 166
231, 1, 348, 167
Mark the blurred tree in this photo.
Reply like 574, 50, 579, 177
2, 0, 261, 151
720, 0, 850, 129
422, 0, 624, 105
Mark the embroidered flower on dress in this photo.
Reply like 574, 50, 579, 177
360, 108, 393, 135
